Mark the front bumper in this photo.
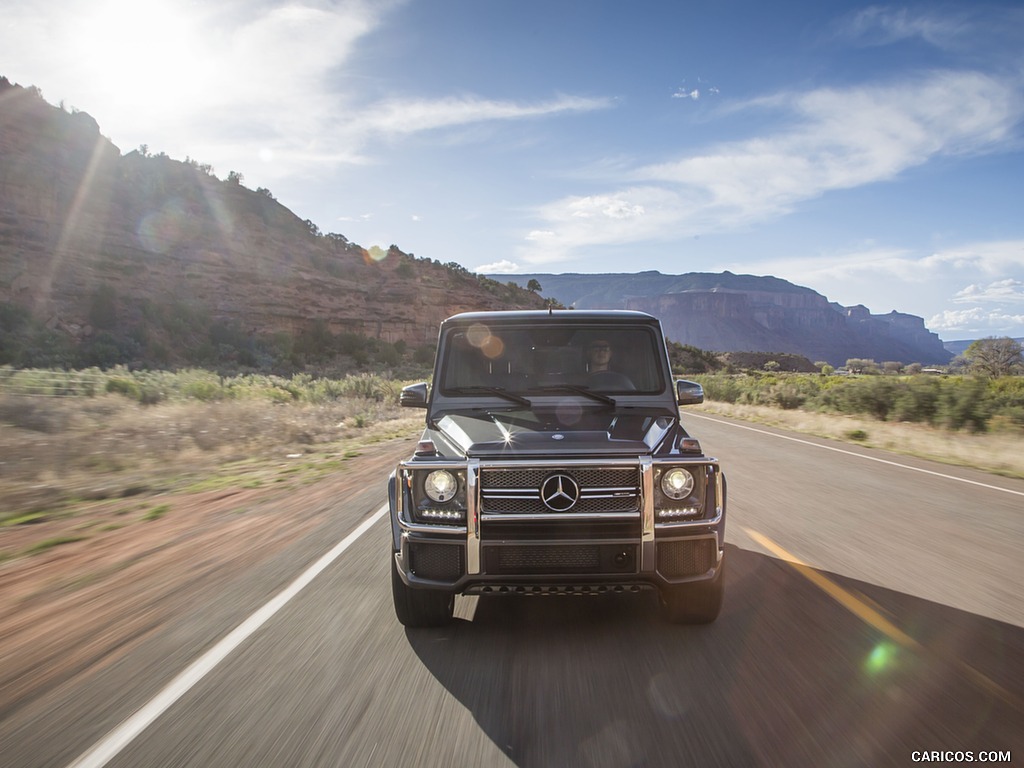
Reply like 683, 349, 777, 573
391, 456, 725, 594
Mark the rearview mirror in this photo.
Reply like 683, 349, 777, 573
400, 382, 429, 408
676, 379, 704, 406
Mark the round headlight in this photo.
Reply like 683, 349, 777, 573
424, 470, 458, 503
660, 468, 694, 500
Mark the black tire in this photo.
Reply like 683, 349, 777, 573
391, 554, 455, 628
659, 560, 725, 624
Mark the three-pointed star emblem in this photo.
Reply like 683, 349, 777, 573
540, 473, 580, 512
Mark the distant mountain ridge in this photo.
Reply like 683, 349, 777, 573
494, 272, 952, 366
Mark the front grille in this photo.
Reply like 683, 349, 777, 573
483, 468, 637, 489
409, 542, 464, 581
481, 467, 639, 515
485, 544, 637, 575
657, 539, 717, 578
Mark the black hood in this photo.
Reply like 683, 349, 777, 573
430, 410, 675, 458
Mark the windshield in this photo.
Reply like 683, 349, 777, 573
439, 324, 666, 396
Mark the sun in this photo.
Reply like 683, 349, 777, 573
69, 0, 211, 116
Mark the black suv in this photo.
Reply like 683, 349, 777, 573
389, 310, 726, 626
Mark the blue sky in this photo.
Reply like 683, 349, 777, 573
2, 0, 1023, 340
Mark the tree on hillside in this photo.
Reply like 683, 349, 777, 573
527, 278, 542, 293
963, 337, 1023, 376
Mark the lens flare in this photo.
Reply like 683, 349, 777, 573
138, 199, 187, 254
363, 245, 388, 264
865, 642, 899, 675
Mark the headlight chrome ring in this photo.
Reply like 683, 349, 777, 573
660, 468, 695, 500
424, 469, 458, 503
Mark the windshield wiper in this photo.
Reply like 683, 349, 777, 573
445, 386, 533, 407
534, 385, 617, 406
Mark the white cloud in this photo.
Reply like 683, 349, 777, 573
728, 246, 920, 287
734, 240, 1024, 289
953, 279, 1024, 304
569, 195, 646, 220
928, 308, 1024, 336
837, 4, 1024, 56
475, 259, 520, 274
839, 6, 968, 49
360, 94, 612, 137
523, 70, 1023, 265
521, 187, 688, 263
921, 240, 1024, 275
642, 71, 1021, 217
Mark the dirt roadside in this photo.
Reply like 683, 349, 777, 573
0, 434, 416, 724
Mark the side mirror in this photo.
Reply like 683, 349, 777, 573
400, 382, 429, 408
676, 379, 704, 406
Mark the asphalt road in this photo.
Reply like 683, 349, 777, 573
3, 413, 1023, 767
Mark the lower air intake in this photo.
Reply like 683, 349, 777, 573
657, 539, 717, 578
485, 544, 636, 575
409, 542, 463, 581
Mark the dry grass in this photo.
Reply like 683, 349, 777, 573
693, 400, 1024, 479
0, 393, 422, 526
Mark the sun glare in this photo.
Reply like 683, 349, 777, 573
70, 0, 210, 115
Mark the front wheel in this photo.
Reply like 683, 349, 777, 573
391, 554, 455, 627
659, 560, 724, 624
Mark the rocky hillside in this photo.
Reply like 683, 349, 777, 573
0, 77, 546, 371
498, 272, 952, 366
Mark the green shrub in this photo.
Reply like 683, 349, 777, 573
890, 378, 940, 424
695, 372, 1024, 433
937, 377, 990, 432
106, 377, 142, 400
182, 379, 225, 401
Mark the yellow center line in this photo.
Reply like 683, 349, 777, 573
742, 525, 1024, 711
742, 526, 922, 649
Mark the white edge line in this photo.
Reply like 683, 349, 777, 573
687, 412, 1024, 498
67, 503, 390, 768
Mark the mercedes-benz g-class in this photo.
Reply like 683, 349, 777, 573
389, 310, 726, 626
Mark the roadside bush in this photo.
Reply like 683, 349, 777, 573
890, 378, 941, 424
105, 377, 142, 400
819, 377, 899, 420
937, 377, 990, 432
694, 375, 744, 404
695, 372, 1024, 433
988, 407, 1024, 433
182, 379, 226, 401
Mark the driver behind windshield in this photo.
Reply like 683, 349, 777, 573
585, 337, 635, 391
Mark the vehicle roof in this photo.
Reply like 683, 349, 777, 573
441, 309, 659, 326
